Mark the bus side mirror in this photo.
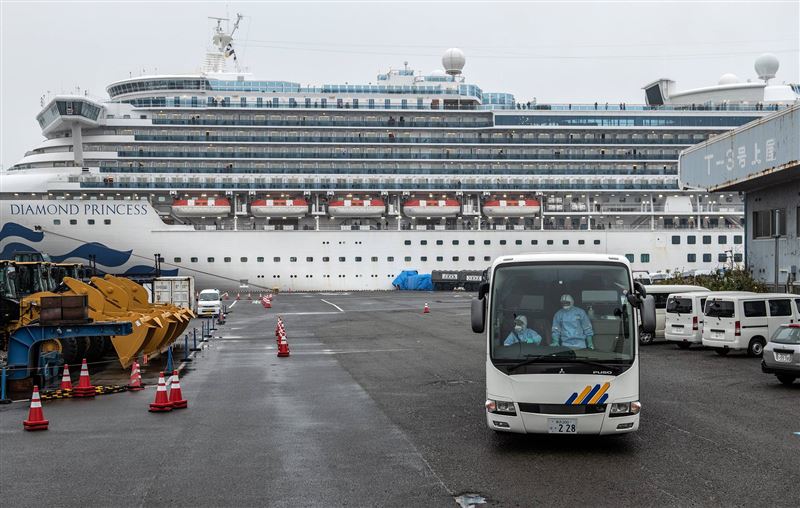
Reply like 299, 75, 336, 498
640, 295, 656, 334
477, 281, 489, 300
471, 297, 485, 333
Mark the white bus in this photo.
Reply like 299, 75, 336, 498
471, 253, 655, 435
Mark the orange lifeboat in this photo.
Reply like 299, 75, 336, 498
403, 199, 461, 217
327, 198, 386, 217
171, 198, 231, 217
250, 198, 308, 217
482, 199, 541, 217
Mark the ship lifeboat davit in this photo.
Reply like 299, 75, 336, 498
403, 199, 461, 218
251, 198, 308, 217
482, 199, 541, 217
327, 199, 386, 217
172, 198, 231, 217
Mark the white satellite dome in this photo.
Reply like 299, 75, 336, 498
718, 73, 740, 85
442, 48, 466, 76
754, 53, 779, 81
429, 69, 447, 77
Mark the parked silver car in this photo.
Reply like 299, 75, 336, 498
761, 324, 800, 386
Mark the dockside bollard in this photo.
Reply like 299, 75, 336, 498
166, 346, 173, 374
191, 328, 201, 352
182, 335, 192, 362
0, 367, 11, 404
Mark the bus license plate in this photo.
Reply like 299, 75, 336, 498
775, 352, 793, 363
548, 418, 577, 434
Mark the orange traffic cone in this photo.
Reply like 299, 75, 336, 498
72, 358, 95, 398
263, 298, 272, 309
277, 336, 290, 358
236, 293, 241, 301
149, 372, 172, 412
423, 303, 430, 314
23, 386, 49, 431
247, 292, 252, 300
128, 361, 144, 391
60, 364, 73, 391
167, 370, 187, 409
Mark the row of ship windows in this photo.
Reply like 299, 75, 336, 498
402, 236, 742, 246
53, 219, 112, 225
671, 235, 743, 245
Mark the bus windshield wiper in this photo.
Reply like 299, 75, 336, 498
507, 350, 576, 372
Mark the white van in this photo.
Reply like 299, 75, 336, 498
642, 285, 710, 344
702, 293, 800, 357
197, 288, 222, 316
665, 291, 752, 349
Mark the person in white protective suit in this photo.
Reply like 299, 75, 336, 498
503, 315, 543, 346
551, 294, 594, 349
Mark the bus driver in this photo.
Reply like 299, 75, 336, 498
552, 294, 594, 349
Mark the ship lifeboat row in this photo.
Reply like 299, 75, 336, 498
251, 198, 309, 217
402, 199, 462, 218
482, 199, 541, 217
327, 199, 386, 217
171, 198, 232, 217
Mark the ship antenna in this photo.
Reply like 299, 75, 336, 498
204, 13, 244, 74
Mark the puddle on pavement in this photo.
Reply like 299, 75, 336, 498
454, 493, 486, 507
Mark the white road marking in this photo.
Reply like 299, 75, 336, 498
320, 299, 345, 312
228, 301, 237, 309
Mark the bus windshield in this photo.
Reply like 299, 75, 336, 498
490, 263, 635, 369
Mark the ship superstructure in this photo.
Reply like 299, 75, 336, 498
2, 18, 798, 290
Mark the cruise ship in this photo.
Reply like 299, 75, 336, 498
2, 17, 798, 291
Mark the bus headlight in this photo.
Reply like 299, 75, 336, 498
609, 401, 641, 417
485, 399, 516, 415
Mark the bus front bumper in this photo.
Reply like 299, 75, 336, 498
486, 410, 639, 435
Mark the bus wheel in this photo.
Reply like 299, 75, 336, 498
747, 337, 765, 357
676, 342, 691, 350
639, 333, 653, 345
776, 375, 796, 386
714, 348, 730, 356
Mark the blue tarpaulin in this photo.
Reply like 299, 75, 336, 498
392, 270, 433, 291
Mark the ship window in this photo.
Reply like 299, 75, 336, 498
671, 236, 680, 245
562, 240, 569, 245
547, 240, 553, 245
687, 235, 696, 245
515, 240, 522, 245
174, 257, 181, 263
339, 257, 346, 262
303, 257, 311, 262
531, 240, 538, 245
436, 256, 443, 262
718, 235, 727, 244
734, 253, 743, 262
404, 256, 412, 262
436, 240, 443, 245
87, 219, 95, 225
625, 254, 634, 262
290, 257, 297, 262
257, 257, 264, 262
273, 257, 280, 262
222, 257, 230, 262
322, 257, 330, 262
733, 235, 742, 244
499, 240, 506, 245
420, 256, 428, 261
69, 219, 77, 225
104, 219, 111, 225
640, 254, 650, 263
483, 256, 491, 261
703, 254, 711, 262
468, 256, 475, 261
420, 240, 427, 245
240, 257, 247, 262
452, 240, 459, 245
593, 240, 600, 245
190, 257, 198, 263
387, 256, 394, 262
578, 240, 585, 245
703, 235, 711, 244
53, 219, 61, 225
404, 240, 411, 245
468, 240, 475, 245
484, 240, 491, 245
207, 257, 214, 263
687, 253, 696, 263
355, 257, 362, 262
452, 256, 459, 261
718, 253, 727, 262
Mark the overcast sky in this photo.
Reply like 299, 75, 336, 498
1, 0, 798, 169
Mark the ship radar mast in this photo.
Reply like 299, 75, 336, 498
202, 13, 244, 74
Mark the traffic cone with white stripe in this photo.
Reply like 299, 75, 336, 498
167, 370, 187, 409
148, 372, 172, 412
423, 303, 430, 314
72, 358, 95, 398
277, 335, 290, 358
127, 361, 144, 391
60, 364, 73, 391
23, 386, 49, 431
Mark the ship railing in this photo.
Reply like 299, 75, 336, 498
187, 223, 742, 232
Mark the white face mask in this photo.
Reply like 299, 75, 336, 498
561, 302, 572, 309
514, 325, 523, 333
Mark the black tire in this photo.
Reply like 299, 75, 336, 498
73, 337, 91, 362
639, 333, 653, 345
59, 338, 80, 365
747, 337, 766, 358
85, 337, 106, 362
714, 348, 730, 356
776, 374, 797, 386
676, 342, 691, 350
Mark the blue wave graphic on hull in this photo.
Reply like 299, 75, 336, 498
50, 242, 133, 267
122, 265, 179, 277
0, 223, 44, 243
0, 242, 41, 260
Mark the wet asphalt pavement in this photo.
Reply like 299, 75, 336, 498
1, 291, 798, 507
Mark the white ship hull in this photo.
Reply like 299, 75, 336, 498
1, 199, 743, 292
